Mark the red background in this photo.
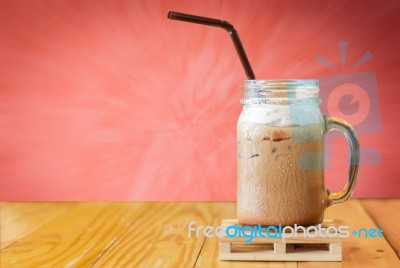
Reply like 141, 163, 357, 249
1, 0, 399, 200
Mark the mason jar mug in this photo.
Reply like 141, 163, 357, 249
237, 80, 360, 226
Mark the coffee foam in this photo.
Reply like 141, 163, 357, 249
238, 106, 292, 126
239, 106, 322, 127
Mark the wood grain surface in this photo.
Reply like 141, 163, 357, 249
362, 199, 400, 258
1, 200, 399, 267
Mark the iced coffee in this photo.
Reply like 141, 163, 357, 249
237, 122, 327, 226
237, 79, 360, 227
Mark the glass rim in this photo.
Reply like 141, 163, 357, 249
242, 79, 320, 104
243, 79, 319, 88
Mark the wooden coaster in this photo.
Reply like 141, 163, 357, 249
219, 219, 342, 262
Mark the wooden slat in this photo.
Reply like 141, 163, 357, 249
299, 199, 400, 268
0, 202, 73, 249
194, 203, 297, 268
0, 202, 150, 267
89, 202, 212, 267
361, 199, 400, 258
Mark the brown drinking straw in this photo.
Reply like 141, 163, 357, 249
168, 11, 256, 80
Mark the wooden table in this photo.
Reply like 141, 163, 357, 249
1, 200, 399, 267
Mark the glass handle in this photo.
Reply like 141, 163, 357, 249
324, 116, 360, 206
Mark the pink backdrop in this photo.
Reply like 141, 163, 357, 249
1, 0, 399, 200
